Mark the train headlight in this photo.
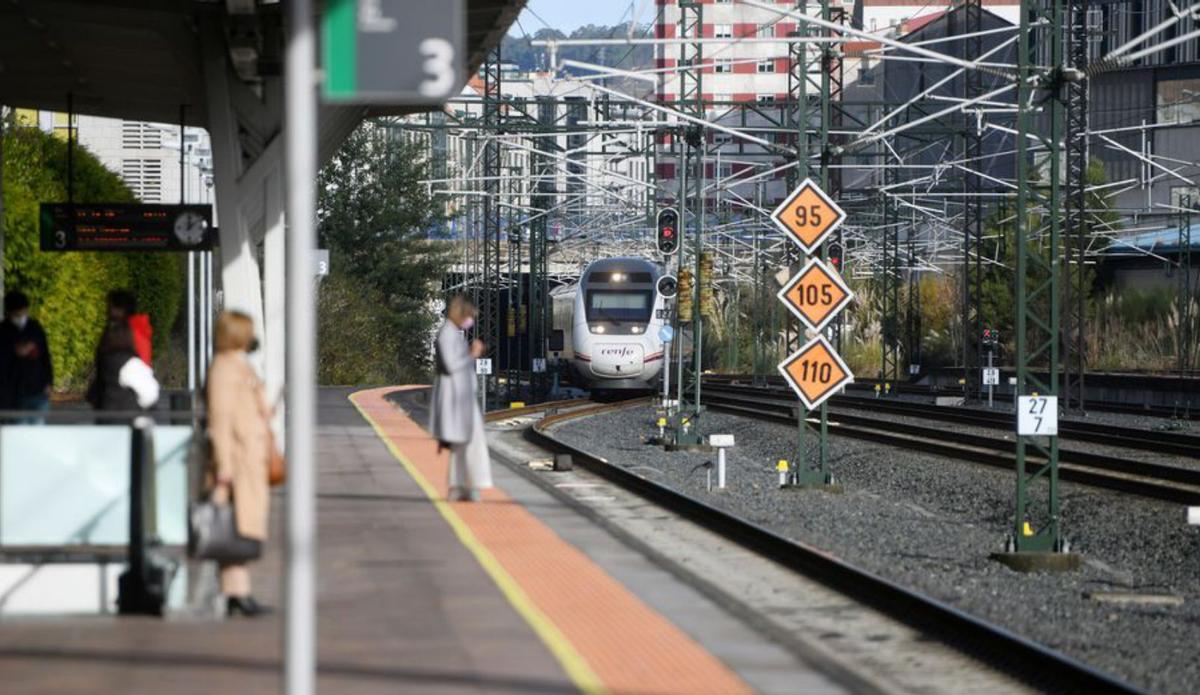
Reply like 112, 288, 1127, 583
592, 324, 605, 334
612, 272, 625, 282
631, 326, 642, 334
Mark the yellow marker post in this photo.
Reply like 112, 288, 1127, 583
777, 460, 789, 487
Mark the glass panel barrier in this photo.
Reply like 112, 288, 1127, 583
0, 425, 193, 547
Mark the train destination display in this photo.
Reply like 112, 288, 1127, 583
40, 203, 215, 252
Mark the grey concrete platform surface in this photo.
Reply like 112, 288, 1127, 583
0, 388, 573, 694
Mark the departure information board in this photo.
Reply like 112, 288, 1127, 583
40, 203, 215, 252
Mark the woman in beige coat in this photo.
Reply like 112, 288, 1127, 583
208, 311, 273, 617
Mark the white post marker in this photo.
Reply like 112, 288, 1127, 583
476, 358, 492, 413
983, 363, 999, 409
532, 357, 546, 373
1017, 395, 1058, 436
1188, 507, 1200, 526
709, 434, 735, 489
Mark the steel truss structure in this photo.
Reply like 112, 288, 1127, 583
380, 4, 1200, 533
1012, 0, 1066, 554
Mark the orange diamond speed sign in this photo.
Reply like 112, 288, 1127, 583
778, 258, 854, 332
778, 335, 854, 410
770, 178, 846, 254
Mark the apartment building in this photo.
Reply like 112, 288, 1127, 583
13, 109, 214, 205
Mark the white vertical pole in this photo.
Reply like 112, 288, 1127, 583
284, 0, 317, 691
205, 251, 214, 363
987, 350, 994, 409
199, 252, 210, 385
662, 338, 671, 403
187, 252, 196, 392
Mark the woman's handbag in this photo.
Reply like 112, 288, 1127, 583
267, 431, 286, 487
189, 500, 262, 564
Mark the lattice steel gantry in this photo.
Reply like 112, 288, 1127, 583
1002, 0, 1078, 566
481, 45, 503, 403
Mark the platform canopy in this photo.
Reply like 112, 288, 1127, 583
0, 0, 522, 130
0, 0, 524, 435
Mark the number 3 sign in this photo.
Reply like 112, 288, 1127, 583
323, 0, 464, 105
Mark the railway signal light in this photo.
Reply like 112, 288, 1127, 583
828, 240, 844, 269
657, 208, 680, 256
657, 274, 678, 299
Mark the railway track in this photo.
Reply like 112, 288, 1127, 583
705, 374, 1200, 420
517, 399, 1137, 693
704, 382, 1200, 459
699, 385, 1200, 506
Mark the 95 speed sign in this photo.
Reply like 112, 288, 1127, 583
1017, 395, 1057, 436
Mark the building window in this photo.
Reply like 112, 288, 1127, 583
858, 56, 875, 85
757, 23, 775, 38
713, 94, 732, 106
719, 163, 734, 179
714, 132, 733, 145
1157, 78, 1200, 125
121, 121, 163, 149
757, 59, 776, 73
121, 158, 163, 202
714, 24, 733, 38
714, 59, 733, 73
757, 94, 776, 104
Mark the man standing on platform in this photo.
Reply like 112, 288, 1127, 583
429, 295, 493, 502
0, 291, 54, 423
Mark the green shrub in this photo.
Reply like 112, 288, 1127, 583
2, 120, 183, 391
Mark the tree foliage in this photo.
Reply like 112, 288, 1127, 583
2, 118, 183, 390
316, 123, 448, 385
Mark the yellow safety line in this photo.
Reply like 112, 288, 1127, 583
349, 390, 606, 695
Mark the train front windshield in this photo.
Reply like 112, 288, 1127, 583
586, 290, 653, 322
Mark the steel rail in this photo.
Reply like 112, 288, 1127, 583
705, 373, 1200, 421
704, 382, 1200, 458
524, 400, 1138, 693
700, 390, 1200, 506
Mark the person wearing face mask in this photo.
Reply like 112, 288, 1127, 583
0, 291, 54, 423
205, 310, 275, 616
429, 295, 493, 502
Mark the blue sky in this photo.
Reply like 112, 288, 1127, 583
513, 0, 651, 34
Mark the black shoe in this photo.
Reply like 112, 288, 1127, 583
226, 596, 273, 617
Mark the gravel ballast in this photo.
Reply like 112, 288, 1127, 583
552, 404, 1200, 694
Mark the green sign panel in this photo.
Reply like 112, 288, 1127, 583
322, 0, 464, 104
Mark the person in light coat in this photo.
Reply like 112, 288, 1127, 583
207, 311, 273, 617
429, 295, 493, 501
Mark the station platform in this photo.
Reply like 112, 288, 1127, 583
0, 387, 843, 694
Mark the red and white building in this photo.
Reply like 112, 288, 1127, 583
653, 0, 1018, 109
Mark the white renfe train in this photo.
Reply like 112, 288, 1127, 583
571, 257, 667, 393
